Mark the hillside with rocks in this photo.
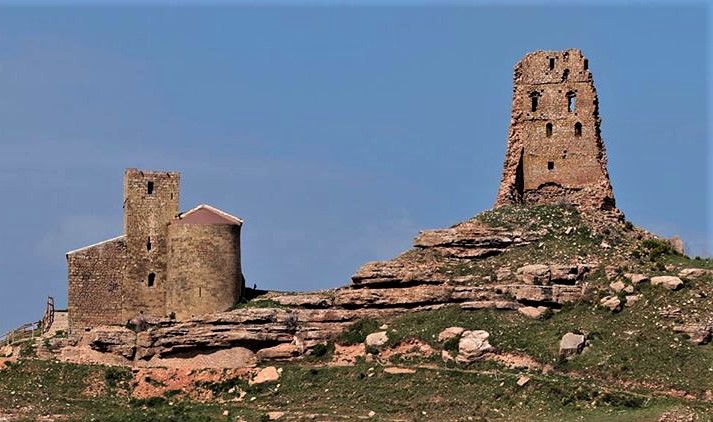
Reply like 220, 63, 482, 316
3, 204, 713, 421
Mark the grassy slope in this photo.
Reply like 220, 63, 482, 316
3, 205, 713, 421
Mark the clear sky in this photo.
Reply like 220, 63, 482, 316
0, 1, 708, 334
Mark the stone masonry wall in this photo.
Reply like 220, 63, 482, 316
67, 237, 126, 331
123, 169, 180, 321
495, 49, 616, 211
166, 223, 243, 320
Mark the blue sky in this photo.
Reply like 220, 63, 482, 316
0, 2, 708, 334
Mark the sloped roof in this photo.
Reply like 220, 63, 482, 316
66, 235, 126, 256
173, 204, 243, 226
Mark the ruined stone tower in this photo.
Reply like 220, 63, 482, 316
495, 49, 616, 211
122, 169, 180, 319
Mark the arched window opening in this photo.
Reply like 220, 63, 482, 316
574, 122, 582, 137
566, 92, 576, 112
530, 92, 540, 112
148, 273, 156, 287
546, 123, 553, 137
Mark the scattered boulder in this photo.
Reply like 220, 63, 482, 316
250, 366, 280, 385
441, 350, 454, 362
365, 331, 389, 349
438, 327, 465, 343
623, 285, 635, 294
256, 343, 302, 361
625, 294, 642, 305
384, 367, 416, 375
456, 330, 494, 364
609, 280, 626, 293
624, 273, 649, 286
517, 306, 549, 319
0, 345, 12, 358
651, 276, 684, 291
267, 411, 285, 420
516, 375, 531, 387
678, 268, 713, 280
604, 265, 621, 281
559, 333, 585, 358
517, 264, 550, 285
673, 324, 712, 345
669, 236, 685, 255
600, 296, 623, 313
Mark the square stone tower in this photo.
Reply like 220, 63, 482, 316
495, 49, 616, 212
122, 169, 180, 320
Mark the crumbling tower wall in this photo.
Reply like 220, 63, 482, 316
122, 169, 180, 320
494, 49, 616, 211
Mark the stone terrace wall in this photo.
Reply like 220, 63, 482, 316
67, 237, 127, 332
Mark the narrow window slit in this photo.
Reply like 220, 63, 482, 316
147, 237, 152, 251
549, 58, 555, 70
574, 122, 582, 137
148, 273, 155, 287
546, 123, 553, 137
147, 181, 154, 195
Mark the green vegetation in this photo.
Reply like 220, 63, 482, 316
231, 298, 286, 309
336, 317, 381, 345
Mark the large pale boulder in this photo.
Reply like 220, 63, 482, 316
609, 281, 626, 293
517, 264, 551, 285
437, 327, 465, 343
518, 306, 548, 319
624, 273, 649, 286
256, 343, 302, 361
456, 330, 494, 363
673, 325, 712, 345
365, 331, 389, 349
678, 268, 713, 280
250, 366, 280, 385
651, 276, 684, 291
559, 333, 585, 358
600, 296, 622, 313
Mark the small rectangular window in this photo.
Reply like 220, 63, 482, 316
148, 273, 156, 287
549, 58, 555, 70
147, 181, 154, 195
547, 161, 554, 170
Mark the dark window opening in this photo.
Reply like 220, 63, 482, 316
567, 92, 576, 112
147, 237, 152, 251
147, 181, 154, 195
562, 69, 569, 82
148, 273, 155, 287
574, 122, 582, 137
583, 59, 589, 70
547, 161, 554, 171
530, 92, 540, 112
546, 123, 553, 137
549, 58, 555, 70
198, 287, 202, 298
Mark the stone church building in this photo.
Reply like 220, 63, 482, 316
67, 169, 244, 332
